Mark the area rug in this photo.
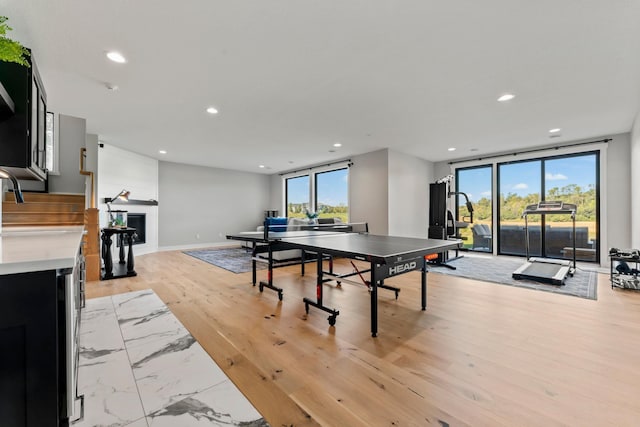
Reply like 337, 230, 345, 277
429, 255, 598, 300
184, 248, 266, 274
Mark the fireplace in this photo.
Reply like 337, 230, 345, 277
126, 213, 146, 245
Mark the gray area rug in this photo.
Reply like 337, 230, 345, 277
430, 255, 597, 300
184, 248, 266, 274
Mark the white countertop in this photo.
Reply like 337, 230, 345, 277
0, 226, 85, 275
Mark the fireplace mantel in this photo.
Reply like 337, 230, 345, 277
110, 199, 158, 206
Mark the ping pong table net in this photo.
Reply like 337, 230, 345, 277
264, 221, 369, 235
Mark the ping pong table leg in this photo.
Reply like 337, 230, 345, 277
421, 257, 427, 310
316, 251, 323, 306
258, 245, 284, 300
302, 251, 339, 326
370, 262, 378, 337
251, 244, 257, 286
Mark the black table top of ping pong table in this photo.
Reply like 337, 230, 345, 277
278, 233, 460, 264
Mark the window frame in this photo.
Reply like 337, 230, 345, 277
455, 164, 494, 253
284, 174, 311, 219
495, 150, 600, 262
283, 164, 350, 222
314, 167, 349, 223
452, 145, 603, 264
45, 111, 59, 175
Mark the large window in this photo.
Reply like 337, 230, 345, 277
285, 167, 349, 221
285, 175, 310, 218
497, 152, 599, 262
45, 111, 56, 173
315, 168, 349, 223
455, 165, 493, 252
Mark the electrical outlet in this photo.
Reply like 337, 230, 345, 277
196, 233, 200, 239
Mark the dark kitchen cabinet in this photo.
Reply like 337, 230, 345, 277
0, 51, 48, 180
0, 247, 84, 427
0, 270, 58, 426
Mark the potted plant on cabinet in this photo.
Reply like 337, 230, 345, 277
0, 16, 30, 66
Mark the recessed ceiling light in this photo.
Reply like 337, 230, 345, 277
549, 128, 562, 133
333, 143, 342, 147
259, 165, 265, 168
448, 147, 456, 152
470, 148, 479, 152
105, 83, 119, 91
497, 93, 515, 102
106, 51, 126, 63
328, 149, 336, 153
206, 107, 218, 114
159, 150, 167, 154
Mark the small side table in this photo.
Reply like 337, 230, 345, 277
101, 227, 137, 280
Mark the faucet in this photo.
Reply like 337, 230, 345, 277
0, 168, 25, 203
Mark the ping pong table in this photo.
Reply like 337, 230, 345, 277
227, 225, 460, 336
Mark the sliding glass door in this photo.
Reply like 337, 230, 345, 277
498, 160, 542, 257
543, 155, 598, 262
455, 166, 493, 252
497, 152, 599, 262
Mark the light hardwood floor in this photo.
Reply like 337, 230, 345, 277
86, 251, 640, 426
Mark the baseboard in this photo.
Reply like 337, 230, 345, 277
158, 241, 240, 252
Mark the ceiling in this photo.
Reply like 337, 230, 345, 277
2, 1, 640, 173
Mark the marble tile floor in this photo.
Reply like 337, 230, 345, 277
74, 289, 269, 427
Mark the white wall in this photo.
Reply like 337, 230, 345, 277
433, 162, 451, 182
98, 144, 159, 256
158, 161, 270, 249
388, 150, 432, 237
268, 174, 282, 216
48, 114, 86, 193
606, 134, 631, 252
349, 149, 389, 235
84, 133, 99, 208
631, 114, 640, 248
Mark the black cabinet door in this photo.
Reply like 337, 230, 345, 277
0, 51, 47, 181
0, 270, 60, 427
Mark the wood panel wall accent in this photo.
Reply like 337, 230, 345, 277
2, 192, 85, 226
2, 191, 101, 280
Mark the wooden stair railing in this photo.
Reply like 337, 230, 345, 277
83, 208, 100, 281
79, 147, 100, 281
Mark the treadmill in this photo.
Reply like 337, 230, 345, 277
512, 201, 577, 286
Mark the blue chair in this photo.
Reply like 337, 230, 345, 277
264, 217, 288, 232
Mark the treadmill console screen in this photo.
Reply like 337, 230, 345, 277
537, 201, 564, 210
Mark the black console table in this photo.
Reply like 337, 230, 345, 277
101, 227, 137, 280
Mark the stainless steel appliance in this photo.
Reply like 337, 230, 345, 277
59, 244, 85, 423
